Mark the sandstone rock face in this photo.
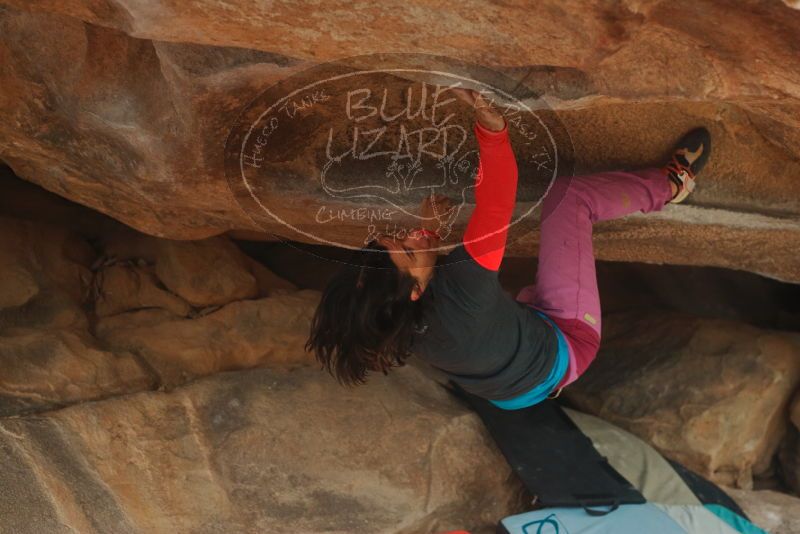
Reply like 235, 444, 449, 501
101, 232, 260, 308
0, 216, 154, 415
0, 182, 308, 413
1, 2, 800, 528
2, 177, 798, 531
94, 263, 192, 318
151, 238, 259, 307
725, 487, 800, 534
565, 310, 800, 488
0, 180, 524, 533
244, 254, 299, 297
0, 366, 523, 534
96, 290, 320, 387
1, 2, 800, 281
0, 217, 92, 324
0, 262, 38, 309
0, 329, 153, 417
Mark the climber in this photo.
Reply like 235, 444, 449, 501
305, 87, 711, 409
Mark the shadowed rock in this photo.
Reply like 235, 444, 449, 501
0, 366, 524, 533
1, 2, 800, 281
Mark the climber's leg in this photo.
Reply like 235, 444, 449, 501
516, 168, 673, 385
532, 168, 673, 333
516, 128, 710, 386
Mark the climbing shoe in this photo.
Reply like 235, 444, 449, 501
664, 127, 711, 204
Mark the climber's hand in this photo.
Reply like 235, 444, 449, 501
448, 87, 506, 132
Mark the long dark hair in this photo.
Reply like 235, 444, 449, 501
305, 240, 426, 386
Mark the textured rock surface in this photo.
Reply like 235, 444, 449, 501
1, 176, 797, 531
0, 179, 307, 413
1, 0, 797, 102
1, 1, 800, 529
148, 238, 259, 307
96, 290, 319, 387
0, 216, 155, 415
0, 328, 153, 417
1, 2, 800, 281
0, 366, 523, 534
565, 310, 800, 488
725, 487, 800, 534
100, 232, 260, 308
94, 263, 192, 318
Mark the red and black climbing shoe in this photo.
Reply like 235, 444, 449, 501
664, 127, 711, 204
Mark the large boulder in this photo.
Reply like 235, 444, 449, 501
101, 231, 260, 308
90, 226, 313, 388
0, 365, 524, 533
149, 238, 259, 308
0, 187, 308, 414
0, 216, 92, 328
565, 310, 800, 488
1, 3, 800, 281
96, 290, 320, 387
0, 216, 156, 415
93, 262, 192, 318
0, 329, 153, 416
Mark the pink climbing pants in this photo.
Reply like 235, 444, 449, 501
516, 168, 674, 387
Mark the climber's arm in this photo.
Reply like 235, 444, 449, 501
462, 110, 518, 272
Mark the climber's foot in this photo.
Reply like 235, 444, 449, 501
664, 127, 711, 204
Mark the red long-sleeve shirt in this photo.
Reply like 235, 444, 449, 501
463, 120, 518, 271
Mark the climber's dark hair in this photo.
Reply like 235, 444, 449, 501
305, 240, 425, 386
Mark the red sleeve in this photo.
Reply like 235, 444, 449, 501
462, 120, 518, 271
